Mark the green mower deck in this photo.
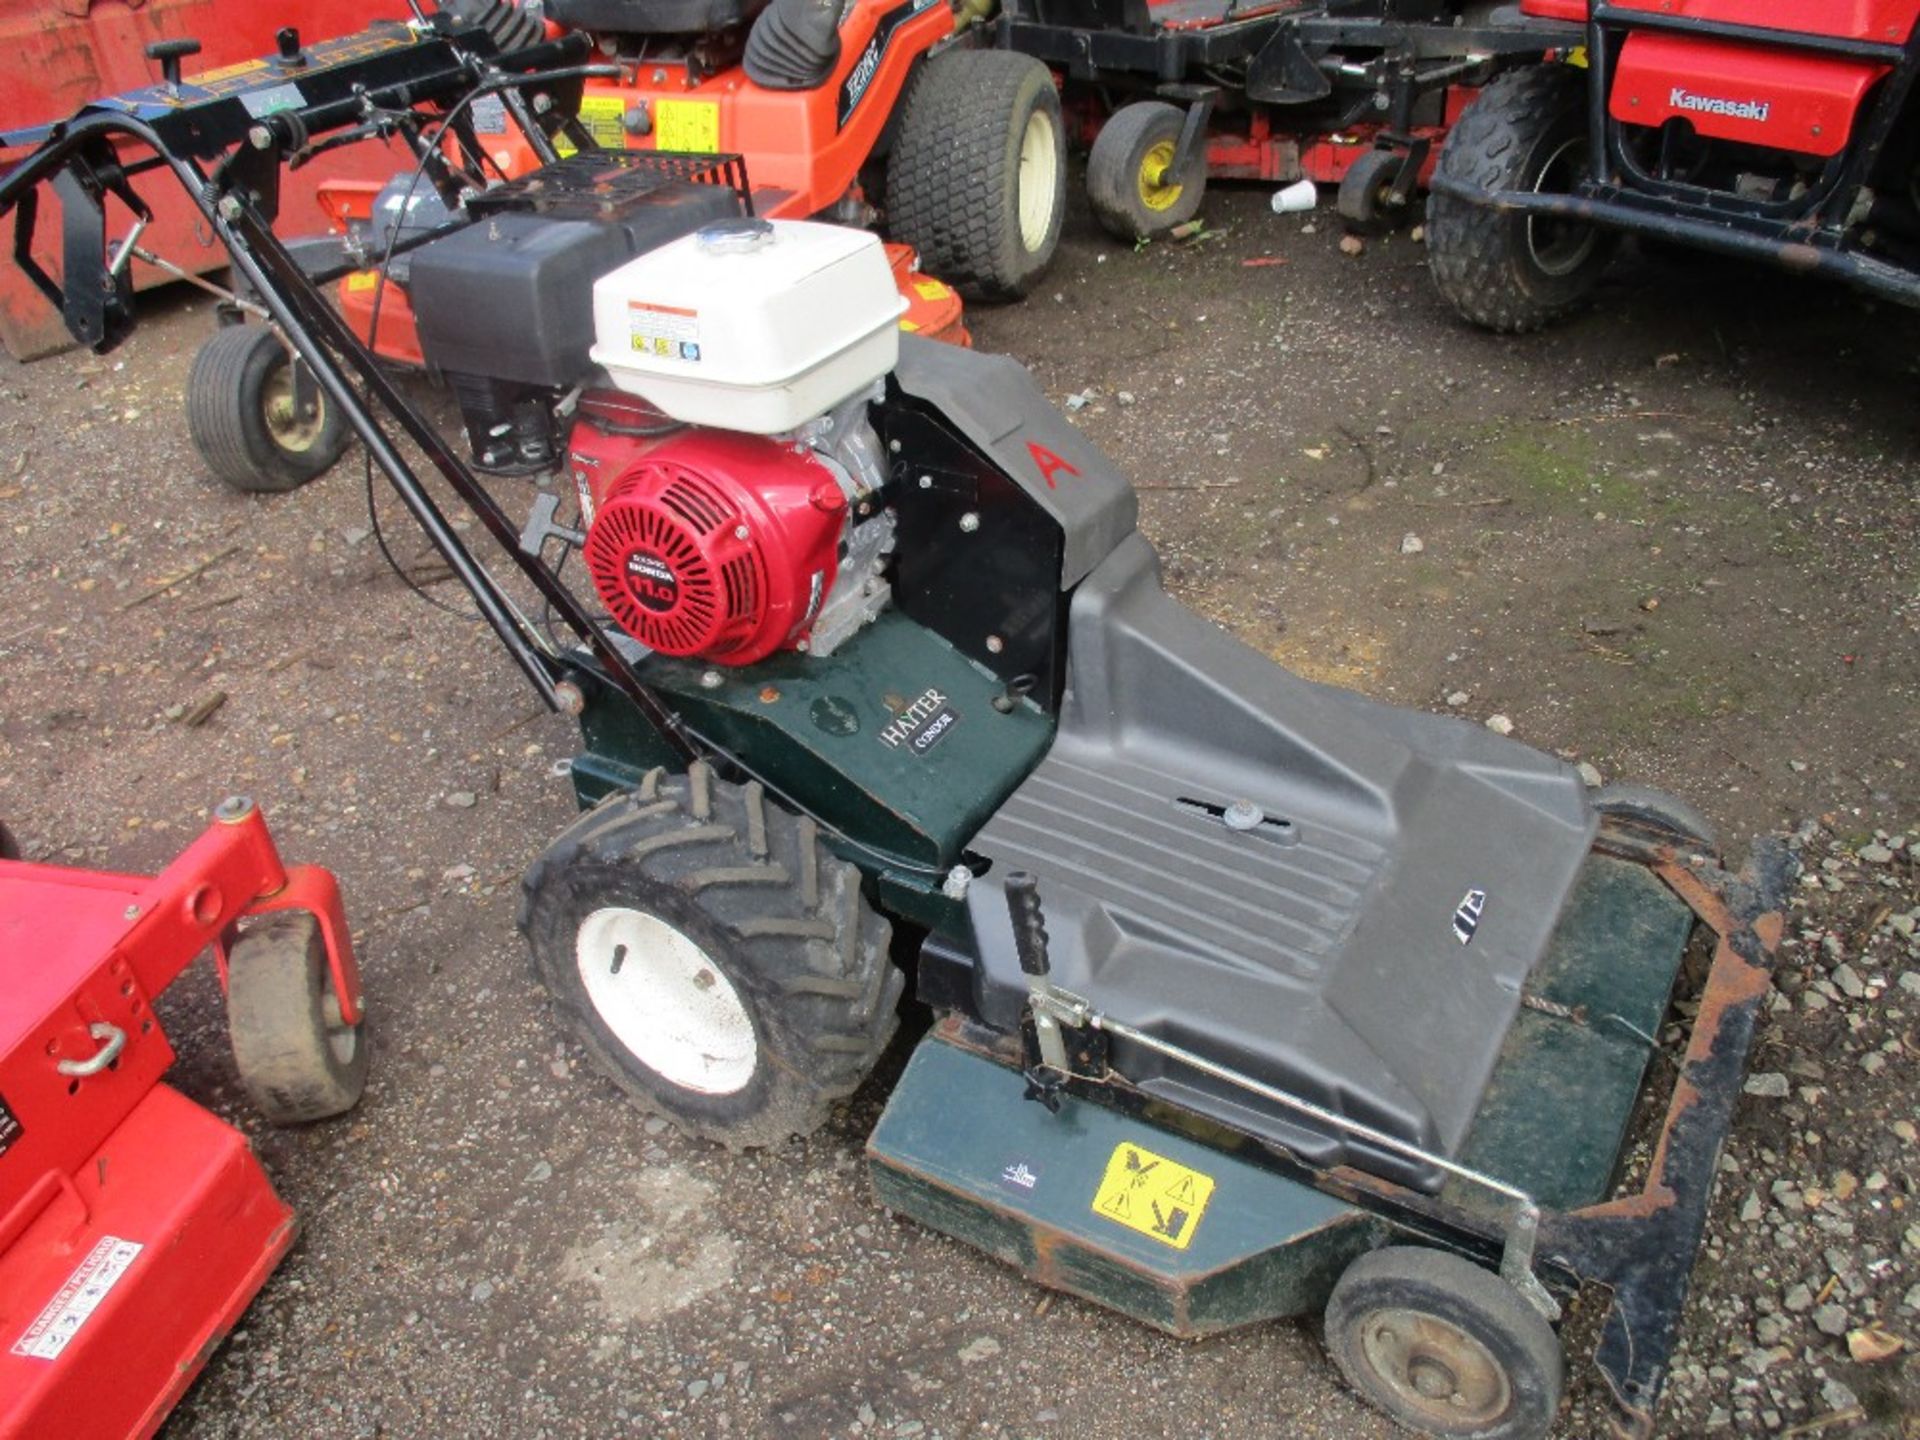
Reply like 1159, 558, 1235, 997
869, 851, 1695, 1335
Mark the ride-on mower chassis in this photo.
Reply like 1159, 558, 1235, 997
1424, 2, 1920, 329
2, 18, 1787, 1437
992, 1, 1563, 240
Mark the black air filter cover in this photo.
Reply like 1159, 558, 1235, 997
408, 177, 739, 388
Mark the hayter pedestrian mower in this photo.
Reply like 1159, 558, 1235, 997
4, 26, 1788, 1439
1425, 0, 1920, 330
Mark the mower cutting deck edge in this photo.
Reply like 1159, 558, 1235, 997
2, 29, 1787, 1438
0, 800, 368, 1439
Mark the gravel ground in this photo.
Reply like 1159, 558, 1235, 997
1, 175, 1916, 1439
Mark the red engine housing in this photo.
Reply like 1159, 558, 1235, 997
580, 426, 848, 666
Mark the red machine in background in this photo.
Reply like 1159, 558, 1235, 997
0, 798, 368, 1440
1427, 0, 1920, 329
152, 0, 1018, 493
0, 0, 419, 359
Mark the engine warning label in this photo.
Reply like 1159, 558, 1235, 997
11, 1236, 144, 1361
654, 99, 720, 154
627, 300, 701, 362
1091, 1142, 1216, 1251
0, 1090, 20, 1158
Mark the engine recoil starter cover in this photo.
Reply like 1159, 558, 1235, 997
583, 429, 847, 665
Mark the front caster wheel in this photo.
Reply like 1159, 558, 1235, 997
519, 761, 901, 1147
1324, 1246, 1564, 1440
187, 323, 350, 493
227, 910, 369, 1124
1338, 148, 1415, 236
1086, 100, 1206, 242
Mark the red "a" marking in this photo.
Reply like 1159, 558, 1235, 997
1027, 440, 1080, 490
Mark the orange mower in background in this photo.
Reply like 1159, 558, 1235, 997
186, 0, 1068, 493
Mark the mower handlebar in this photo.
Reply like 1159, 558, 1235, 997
247, 36, 602, 149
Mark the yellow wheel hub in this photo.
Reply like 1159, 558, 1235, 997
1137, 138, 1184, 213
262, 366, 326, 454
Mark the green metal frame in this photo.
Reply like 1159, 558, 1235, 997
565, 608, 1054, 932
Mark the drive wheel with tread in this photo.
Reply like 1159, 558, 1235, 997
187, 323, 350, 493
227, 910, 369, 1124
1324, 1246, 1564, 1440
1086, 100, 1205, 242
1338, 148, 1412, 236
1427, 65, 1613, 333
519, 761, 902, 1147
885, 50, 1066, 302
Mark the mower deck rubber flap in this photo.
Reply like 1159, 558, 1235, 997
867, 1033, 1380, 1336
967, 535, 1598, 1188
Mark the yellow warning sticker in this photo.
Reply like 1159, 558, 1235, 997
557, 95, 631, 155
912, 279, 951, 301
579, 95, 630, 148
187, 58, 269, 86
655, 99, 721, 154
344, 271, 380, 293
1091, 1142, 1216, 1250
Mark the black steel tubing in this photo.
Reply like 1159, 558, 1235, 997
1428, 171, 1920, 307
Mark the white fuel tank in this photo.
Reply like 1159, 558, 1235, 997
588, 218, 907, 434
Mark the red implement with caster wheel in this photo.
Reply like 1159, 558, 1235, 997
0, 799, 368, 1440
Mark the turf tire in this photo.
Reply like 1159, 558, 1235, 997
187, 323, 349, 493
1592, 782, 1718, 853
1085, 100, 1206, 242
885, 49, 1066, 301
1325, 1246, 1564, 1440
227, 910, 370, 1124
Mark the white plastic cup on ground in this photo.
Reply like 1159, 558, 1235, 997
1270, 179, 1318, 214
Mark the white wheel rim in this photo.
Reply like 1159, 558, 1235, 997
575, 907, 757, 1095
1017, 108, 1060, 254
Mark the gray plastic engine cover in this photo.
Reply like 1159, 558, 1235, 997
966, 534, 1598, 1189
893, 336, 1137, 589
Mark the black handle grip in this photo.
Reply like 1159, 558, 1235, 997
1005, 871, 1051, 979
144, 38, 202, 87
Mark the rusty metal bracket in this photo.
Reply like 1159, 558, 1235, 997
1541, 838, 1793, 1439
